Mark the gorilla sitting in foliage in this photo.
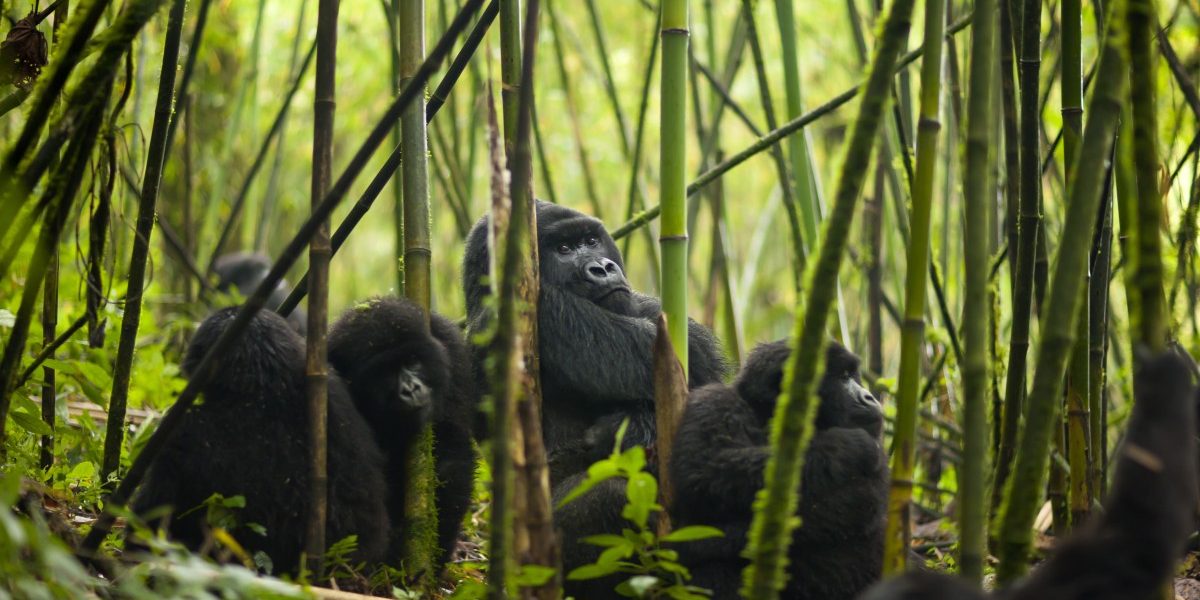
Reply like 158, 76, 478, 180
858, 348, 1199, 600
462, 201, 729, 585
131, 307, 389, 572
670, 340, 887, 600
132, 297, 477, 574
327, 296, 479, 564
213, 252, 307, 335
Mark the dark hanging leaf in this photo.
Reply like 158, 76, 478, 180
0, 11, 50, 90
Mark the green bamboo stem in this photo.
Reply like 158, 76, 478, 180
500, 0, 521, 154
994, 0, 1045, 510
258, 0, 310, 252
387, 0, 406, 292
741, 0, 804, 289
957, 0, 997, 577
1062, 0, 1093, 531
302, 0, 339, 575
545, 0, 604, 219
660, 0, 689, 371
583, 0, 633, 155
740, 0, 918, 592
101, 0, 188, 482
1127, 0, 1168, 352
276, 0, 500, 317
397, 0, 439, 584
882, 0, 946, 574
609, 11, 974, 241
620, 15, 662, 283
1088, 186, 1113, 499
204, 41, 318, 274
994, 4, 1128, 579
773, 0, 824, 258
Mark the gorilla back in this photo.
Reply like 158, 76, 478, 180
131, 308, 389, 573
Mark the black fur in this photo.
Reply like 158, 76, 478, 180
462, 201, 730, 593
213, 252, 307, 335
131, 308, 389, 573
859, 348, 1200, 600
327, 296, 479, 565
669, 340, 887, 600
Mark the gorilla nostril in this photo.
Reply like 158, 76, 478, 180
588, 265, 608, 279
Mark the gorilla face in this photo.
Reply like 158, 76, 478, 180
735, 340, 882, 437
816, 343, 882, 437
536, 203, 634, 314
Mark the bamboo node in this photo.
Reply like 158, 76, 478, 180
917, 116, 941, 131
1062, 107, 1084, 115
661, 27, 690, 36
659, 234, 688, 242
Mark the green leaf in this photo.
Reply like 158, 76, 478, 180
568, 561, 622, 581
615, 445, 647, 474
513, 564, 557, 586
65, 461, 96, 481
621, 472, 659, 525
558, 459, 621, 507
10, 409, 51, 435
661, 525, 724, 543
582, 533, 631, 548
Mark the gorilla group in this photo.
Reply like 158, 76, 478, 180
132, 296, 477, 574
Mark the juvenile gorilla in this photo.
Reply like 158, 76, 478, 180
859, 349, 1199, 600
131, 308, 390, 571
327, 297, 479, 564
670, 340, 887, 600
133, 297, 476, 573
213, 252, 307, 335
462, 201, 729, 584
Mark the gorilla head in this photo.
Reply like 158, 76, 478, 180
212, 252, 307, 335
464, 200, 635, 317
327, 297, 451, 429
735, 339, 882, 436
535, 202, 633, 314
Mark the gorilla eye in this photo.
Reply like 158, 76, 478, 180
556, 243, 572, 254
584, 236, 600, 247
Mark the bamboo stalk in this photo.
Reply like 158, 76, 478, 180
545, 0, 604, 218
1127, 0, 1168, 352
994, 3, 1128, 579
1088, 178, 1114, 499
659, 0, 690, 372
397, 0, 440, 585
994, 0, 1046, 510
609, 11, 975, 241
79, 0, 488, 555
740, 0, 919, 591
303, 0, 339, 575
1062, 0, 1092, 531
101, 0, 189, 482
741, 0, 804, 289
957, 0, 997, 577
882, 0, 947, 573
773, 0, 824, 258
276, 1, 499, 317
204, 41, 318, 274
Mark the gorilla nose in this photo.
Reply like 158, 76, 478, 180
583, 258, 621, 284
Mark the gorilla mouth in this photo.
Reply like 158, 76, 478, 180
596, 287, 631, 302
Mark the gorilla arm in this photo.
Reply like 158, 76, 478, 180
538, 284, 660, 405
1004, 350, 1199, 600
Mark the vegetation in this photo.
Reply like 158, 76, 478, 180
1, 0, 1199, 597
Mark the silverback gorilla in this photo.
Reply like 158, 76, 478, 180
462, 201, 729, 591
670, 340, 887, 600
132, 297, 477, 574
859, 348, 1199, 600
